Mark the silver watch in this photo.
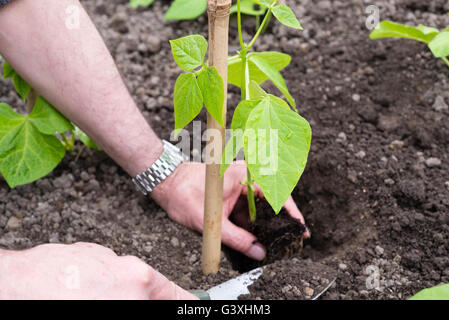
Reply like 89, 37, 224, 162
132, 140, 185, 195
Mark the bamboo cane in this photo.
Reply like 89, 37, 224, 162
202, 0, 231, 275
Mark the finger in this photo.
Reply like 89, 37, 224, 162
283, 197, 310, 238
221, 220, 266, 261
146, 267, 198, 300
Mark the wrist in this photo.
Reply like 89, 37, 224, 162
150, 162, 186, 210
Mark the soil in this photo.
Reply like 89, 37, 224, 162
226, 198, 306, 273
1, 0, 449, 300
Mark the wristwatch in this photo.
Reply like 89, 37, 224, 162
132, 140, 185, 195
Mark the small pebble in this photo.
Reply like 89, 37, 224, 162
352, 94, 361, 102
375, 245, 384, 256
389, 140, 404, 150
338, 263, 348, 271
304, 287, 314, 297
433, 96, 448, 111
170, 237, 180, 247
336, 132, 347, 143
425, 157, 442, 168
6, 216, 21, 230
355, 151, 366, 159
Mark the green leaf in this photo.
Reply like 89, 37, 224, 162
370, 21, 438, 44
228, 52, 291, 88
2, 61, 31, 101
164, 0, 208, 21
169, 35, 208, 72
248, 80, 268, 100
254, 0, 273, 7
29, 97, 74, 135
220, 100, 260, 176
248, 81, 291, 109
409, 284, 449, 300
249, 53, 296, 109
173, 73, 203, 137
197, 66, 225, 127
129, 0, 155, 9
244, 99, 311, 213
74, 126, 101, 150
429, 30, 449, 58
417, 24, 440, 36
230, 0, 266, 16
0, 103, 65, 188
271, 4, 303, 30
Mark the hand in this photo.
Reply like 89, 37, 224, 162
0, 242, 197, 300
152, 161, 309, 261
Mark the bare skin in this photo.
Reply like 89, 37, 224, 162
0, 0, 308, 299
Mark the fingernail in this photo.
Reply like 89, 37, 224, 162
246, 243, 266, 261
304, 226, 311, 239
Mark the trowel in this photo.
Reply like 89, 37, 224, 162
190, 267, 336, 300
190, 267, 264, 300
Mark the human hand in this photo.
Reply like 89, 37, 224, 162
0, 242, 197, 300
152, 161, 309, 261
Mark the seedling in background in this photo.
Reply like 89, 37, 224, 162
169, 0, 311, 222
130, 0, 267, 23
370, 20, 449, 68
0, 60, 100, 188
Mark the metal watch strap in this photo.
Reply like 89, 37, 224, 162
132, 140, 185, 195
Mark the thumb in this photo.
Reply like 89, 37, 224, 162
147, 267, 198, 300
222, 220, 266, 261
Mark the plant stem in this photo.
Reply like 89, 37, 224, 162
238, 25, 257, 222
442, 57, 449, 68
246, 7, 272, 51
26, 89, 38, 114
237, 0, 245, 49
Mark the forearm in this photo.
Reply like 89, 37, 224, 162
0, 0, 162, 176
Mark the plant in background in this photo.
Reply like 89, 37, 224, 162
0, 59, 100, 189
130, 0, 267, 22
370, 20, 449, 68
409, 283, 449, 300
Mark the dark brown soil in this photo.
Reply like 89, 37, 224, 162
1, 0, 449, 300
225, 197, 306, 272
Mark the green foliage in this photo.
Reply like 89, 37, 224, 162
197, 66, 225, 127
129, 0, 155, 9
164, 0, 208, 21
170, 35, 225, 135
370, 20, 449, 67
74, 126, 101, 151
130, 0, 267, 21
428, 30, 449, 58
169, 0, 310, 217
169, 35, 208, 72
173, 73, 203, 137
0, 100, 69, 188
271, 4, 303, 30
0, 60, 101, 188
3, 61, 31, 101
230, 0, 266, 16
243, 88, 311, 213
409, 284, 449, 300
228, 51, 294, 108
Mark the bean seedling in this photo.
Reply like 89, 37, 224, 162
370, 20, 449, 68
169, 0, 311, 273
0, 59, 100, 188
130, 0, 267, 22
